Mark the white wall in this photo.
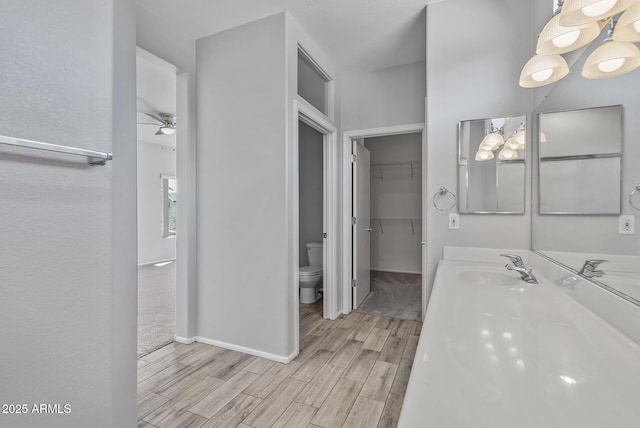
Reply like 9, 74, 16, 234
138, 142, 177, 264
0, 0, 137, 426
341, 62, 426, 132
425, 0, 533, 303
136, 4, 199, 339
299, 122, 324, 266
365, 133, 422, 273
196, 13, 291, 358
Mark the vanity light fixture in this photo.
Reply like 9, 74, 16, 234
498, 146, 519, 160
537, 1, 603, 55
559, 0, 636, 27
521, 0, 640, 87
475, 150, 495, 161
613, 2, 640, 41
583, 20, 640, 77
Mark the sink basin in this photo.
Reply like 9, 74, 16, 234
458, 268, 521, 286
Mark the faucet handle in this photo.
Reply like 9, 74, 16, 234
500, 254, 524, 266
584, 259, 608, 269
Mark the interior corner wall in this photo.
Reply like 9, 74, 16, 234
137, 142, 177, 265
0, 0, 137, 426
136, 4, 198, 339
341, 61, 426, 132
196, 13, 290, 358
425, 0, 533, 301
299, 122, 324, 266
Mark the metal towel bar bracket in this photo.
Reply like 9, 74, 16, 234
0, 135, 113, 165
630, 185, 640, 211
433, 187, 457, 212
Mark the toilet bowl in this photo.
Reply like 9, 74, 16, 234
300, 242, 323, 304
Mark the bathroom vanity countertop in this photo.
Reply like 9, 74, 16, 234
398, 260, 640, 428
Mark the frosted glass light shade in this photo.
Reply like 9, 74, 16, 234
498, 147, 518, 160
582, 40, 640, 78
475, 150, 495, 161
480, 132, 504, 148
539, 132, 547, 143
506, 131, 526, 150
613, 3, 640, 42
537, 14, 602, 55
520, 54, 570, 87
560, 0, 637, 26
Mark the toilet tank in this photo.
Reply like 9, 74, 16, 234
305, 242, 323, 267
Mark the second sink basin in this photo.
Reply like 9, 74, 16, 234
458, 268, 521, 286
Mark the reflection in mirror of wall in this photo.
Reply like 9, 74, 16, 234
458, 115, 526, 214
538, 105, 622, 214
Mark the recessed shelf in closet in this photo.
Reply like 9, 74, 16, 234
370, 159, 422, 178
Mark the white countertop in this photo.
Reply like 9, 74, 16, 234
398, 260, 640, 428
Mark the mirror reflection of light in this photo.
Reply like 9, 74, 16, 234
516, 359, 525, 369
485, 343, 494, 351
560, 375, 577, 385
481, 329, 490, 337
509, 346, 518, 354
503, 332, 512, 340
490, 355, 499, 363
154, 261, 173, 267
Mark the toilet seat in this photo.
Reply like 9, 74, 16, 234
299, 266, 322, 276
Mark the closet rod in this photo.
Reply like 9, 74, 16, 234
0, 135, 113, 165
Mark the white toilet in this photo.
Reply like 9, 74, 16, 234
299, 242, 323, 304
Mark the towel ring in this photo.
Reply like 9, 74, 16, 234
630, 185, 640, 211
433, 187, 456, 212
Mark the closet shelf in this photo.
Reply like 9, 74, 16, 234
370, 160, 421, 178
371, 218, 422, 235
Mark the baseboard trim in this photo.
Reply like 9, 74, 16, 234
193, 336, 297, 363
174, 335, 196, 344
371, 268, 422, 275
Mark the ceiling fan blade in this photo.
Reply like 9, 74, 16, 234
155, 129, 164, 136
145, 112, 163, 123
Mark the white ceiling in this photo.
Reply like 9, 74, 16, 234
136, 0, 430, 72
136, 48, 177, 148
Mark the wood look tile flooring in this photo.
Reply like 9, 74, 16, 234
137, 300, 421, 428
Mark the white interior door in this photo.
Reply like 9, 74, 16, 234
353, 140, 371, 309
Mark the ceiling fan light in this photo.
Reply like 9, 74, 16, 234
582, 39, 640, 78
613, 3, 640, 42
560, 0, 636, 26
519, 54, 570, 87
160, 125, 176, 135
537, 14, 602, 55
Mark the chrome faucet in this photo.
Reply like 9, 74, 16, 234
578, 259, 607, 278
501, 254, 539, 284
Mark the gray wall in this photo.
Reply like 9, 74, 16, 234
196, 13, 291, 358
299, 122, 324, 266
0, 0, 137, 426
425, 0, 533, 301
365, 133, 422, 273
137, 142, 177, 264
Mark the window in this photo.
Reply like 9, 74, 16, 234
297, 47, 331, 115
161, 175, 176, 237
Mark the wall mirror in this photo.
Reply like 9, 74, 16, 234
458, 115, 526, 214
531, 48, 639, 307
538, 105, 622, 215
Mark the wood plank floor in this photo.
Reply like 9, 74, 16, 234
137, 300, 421, 428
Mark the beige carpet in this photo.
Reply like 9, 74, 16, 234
138, 261, 175, 357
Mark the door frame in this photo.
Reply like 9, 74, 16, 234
341, 123, 426, 315
292, 98, 339, 353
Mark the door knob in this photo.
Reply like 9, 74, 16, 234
365, 227, 373, 232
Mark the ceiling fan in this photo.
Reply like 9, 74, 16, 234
137, 112, 176, 135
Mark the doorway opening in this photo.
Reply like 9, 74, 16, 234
136, 48, 178, 357
344, 125, 426, 320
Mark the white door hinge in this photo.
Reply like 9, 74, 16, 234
351, 279, 357, 288
351, 217, 357, 225
351, 154, 357, 163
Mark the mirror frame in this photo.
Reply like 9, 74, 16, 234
536, 105, 623, 216
457, 114, 527, 215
